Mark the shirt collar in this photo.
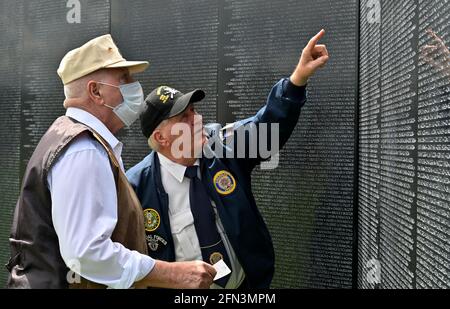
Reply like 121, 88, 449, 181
66, 107, 123, 156
157, 152, 200, 183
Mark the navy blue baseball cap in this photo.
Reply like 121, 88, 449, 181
140, 86, 205, 138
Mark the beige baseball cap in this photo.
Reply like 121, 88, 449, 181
57, 34, 149, 85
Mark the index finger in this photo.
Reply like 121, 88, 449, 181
306, 29, 326, 51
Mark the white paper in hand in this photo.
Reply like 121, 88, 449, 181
213, 259, 231, 281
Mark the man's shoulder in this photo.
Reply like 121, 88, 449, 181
48, 132, 113, 187
62, 131, 108, 158
126, 152, 154, 184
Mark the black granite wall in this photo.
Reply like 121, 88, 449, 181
0, 0, 448, 288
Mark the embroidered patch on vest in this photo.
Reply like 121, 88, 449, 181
146, 234, 167, 251
144, 208, 160, 232
213, 170, 236, 195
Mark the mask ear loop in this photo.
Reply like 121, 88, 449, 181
97, 81, 120, 88
103, 103, 116, 110
97, 81, 121, 110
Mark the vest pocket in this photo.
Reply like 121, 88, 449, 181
170, 210, 201, 261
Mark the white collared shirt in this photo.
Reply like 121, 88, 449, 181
47, 107, 154, 289
157, 153, 246, 289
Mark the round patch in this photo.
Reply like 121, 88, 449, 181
213, 170, 236, 195
143, 208, 160, 232
209, 252, 224, 265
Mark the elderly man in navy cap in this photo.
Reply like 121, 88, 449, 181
127, 30, 329, 288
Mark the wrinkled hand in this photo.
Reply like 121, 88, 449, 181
171, 260, 216, 289
290, 29, 329, 86
135, 259, 217, 289
421, 29, 450, 73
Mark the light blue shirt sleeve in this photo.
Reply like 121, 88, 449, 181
47, 136, 154, 289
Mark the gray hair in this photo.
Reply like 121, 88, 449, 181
63, 69, 108, 100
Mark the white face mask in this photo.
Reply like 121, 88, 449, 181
98, 81, 146, 127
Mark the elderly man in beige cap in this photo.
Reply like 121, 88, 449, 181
6, 34, 216, 289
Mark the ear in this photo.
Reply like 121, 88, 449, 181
154, 130, 170, 148
87, 80, 104, 106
